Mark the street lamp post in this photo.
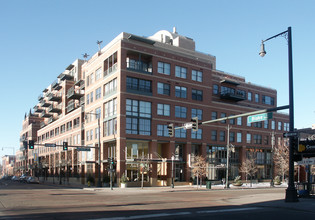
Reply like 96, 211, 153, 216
260, 27, 298, 202
171, 155, 174, 188
85, 112, 102, 187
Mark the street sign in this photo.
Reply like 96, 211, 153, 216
297, 157, 315, 165
247, 112, 272, 123
183, 122, 193, 129
298, 140, 315, 153
283, 132, 298, 138
77, 147, 91, 151
45, 143, 56, 147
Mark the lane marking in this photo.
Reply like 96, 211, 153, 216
89, 207, 261, 220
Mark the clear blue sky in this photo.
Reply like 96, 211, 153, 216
1, 0, 314, 158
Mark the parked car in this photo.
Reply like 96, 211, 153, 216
19, 174, 29, 183
27, 176, 39, 184
11, 176, 19, 181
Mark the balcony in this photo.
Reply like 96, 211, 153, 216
220, 90, 246, 101
48, 104, 62, 113
38, 94, 43, 101
66, 100, 79, 113
40, 121, 46, 128
34, 105, 43, 113
59, 73, 74, 81
104, 63, 118, 77
126, 60, 152, 74
40, 100, 50, 107
52, 79, 62, 90
67, 87, 84, 100
40, 111, 52, 118
47, 92, 62, 102
48, 116, 57, 124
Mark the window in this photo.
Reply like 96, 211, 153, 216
157, 125, 169, 137
157, 104, 170, 116
246, 134, 251, 144
74, 117, 80, 128
271, 120, 275, 130
248, 92, 252, 101
213, 84, 219, 95
126, 99, 151, 135
95, 107, 101, 119
175, 66, 187, 78
103, 118, 117, 136
104, 98, 117, 118
262, 95, 274, 105
95, 67, 102, 81
219, 131, 225, 142
254, 134, 262, 144
90, 129, 93, 140
90, 91, 94, 103
278, 122, 282, 130
229, 132, 235, 142
211, 111, 217, 120
96, 87, 101, 100
175, 128, 186, 138
158, 62, 170, 75
237, 117, 242, 126
86, 130, 90, 141
253, 122, 262, 128
255, 94, 259, 103
86, 94, 90, 105
237, 132, 242, 143
175, 106, 187, 118
191, 109, 203, 120
191, 129, 202, 139
229, 115, 235, 125
284, 122, 289, 131
211, 130, 217, 141
264, 120, 269, 129
220, 113, 226, 123
175, 86, 187, 98
126, 77, 152, 93
192, 89, 203, 101
192, 70, 203, 82
157, 82, 170, 96
90, 73, 94, 85
95, 127, 99, 139
104, 78, 117, 96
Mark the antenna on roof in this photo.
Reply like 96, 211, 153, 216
82, 53, 89, 62
96, 40, 103, 52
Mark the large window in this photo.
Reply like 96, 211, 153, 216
157, 104, 170, 116
158, 62, 170, 75
191, 108, 202, 120
175, 106, 187, 118
126, 77, 152, 93
213, 84, 219, 95
192, 89, 203, 101
246, 134, 251, 144
104, 78, 117, 96
157, 125, 169, 137
211, 130, 217, 141
192, 70, 203, 82
126, 99, 151, 135
175, 66, 187, 79
237, 132, 242, 143
175, 128, 186, 138
191, 129, 202, 139
104, 98, 117, 118
157, 82, 170, 96
211, 111, 217, 120
219, 131, 225, 142
255, 94, 259, 103
248, 92, 252, 101
175, 86, 187, 98
262, 95, 274, 105
95, 67, 102, 81
253, 134, 262, 144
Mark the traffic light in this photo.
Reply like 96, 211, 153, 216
167, 123, 174, 137
191, 117, 198, 131
291, 136, 299, 152
63, 142, 68, 151
29, 140, 34, 149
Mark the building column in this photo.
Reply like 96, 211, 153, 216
166, 141, 175, 186
184, 142, 192, 182
149, 140, 158, 186
116, 137, 126, 183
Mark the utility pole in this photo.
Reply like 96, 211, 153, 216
225, 124, 230, 189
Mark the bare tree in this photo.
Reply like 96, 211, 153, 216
191, 156, 207, 188
239, 155, 257, 187
273, 142, 289, 181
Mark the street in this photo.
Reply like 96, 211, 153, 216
0, 179, 314, 220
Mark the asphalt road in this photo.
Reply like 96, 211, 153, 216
0, 179, 314, 220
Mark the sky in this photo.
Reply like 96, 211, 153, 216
1, 0, 315, 159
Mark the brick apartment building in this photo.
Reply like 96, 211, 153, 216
17, 29, 289, 186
